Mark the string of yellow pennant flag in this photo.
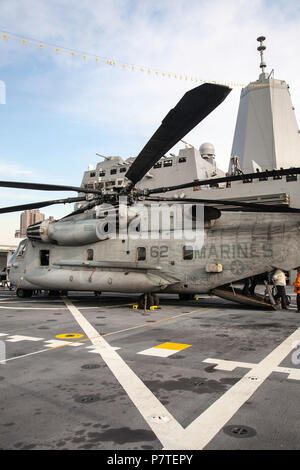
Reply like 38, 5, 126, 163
0, 29, 255, 89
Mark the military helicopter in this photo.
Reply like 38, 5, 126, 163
1, 83, 300, 308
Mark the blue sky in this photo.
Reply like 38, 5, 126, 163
0, 0, 300, 243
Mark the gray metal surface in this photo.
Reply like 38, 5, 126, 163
0, 287, 299, 450
9, 210, 300, 295
77, 37, 300, 209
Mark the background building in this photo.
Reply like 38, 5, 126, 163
15, 209, 45, 238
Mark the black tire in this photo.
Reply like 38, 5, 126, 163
178, 293, 194, 301
48, 290, 60, 296
16, 288, 33, 298
16, 288, 25, 298
151, 293, 159, 306
137, 293, 160, 309
138, 293, 150, 309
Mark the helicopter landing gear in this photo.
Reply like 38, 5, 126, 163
138, 293, 160, 310
16, 288, 33, 298
271, 286, 291, 308
178, 293, 195, 301
47, 290, 61, 296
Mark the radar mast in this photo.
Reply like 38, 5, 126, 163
257, 35, 267, 79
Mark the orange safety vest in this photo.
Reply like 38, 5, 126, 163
294, 274, 300, 294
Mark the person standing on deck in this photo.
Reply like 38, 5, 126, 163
273, 269, 288, 309
294, 267, 300, 312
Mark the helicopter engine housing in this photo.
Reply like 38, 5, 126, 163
26, 219, 113, 246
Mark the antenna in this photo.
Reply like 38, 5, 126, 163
96, 153, 111, 161
180, 139, 194, 149
257, 36, 267, 75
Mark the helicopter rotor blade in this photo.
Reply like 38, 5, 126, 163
60, 200, 120, 219
60, 200, 100, 219
147, 167, 300, 195
125, 83, 231, 187
0, 180, 102, 195
145, 197, 300, 213
0, 196, 87, 214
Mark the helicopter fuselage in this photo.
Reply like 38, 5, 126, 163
8, 211, 300, 295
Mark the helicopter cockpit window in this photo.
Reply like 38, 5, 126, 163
136, 247, 146, 261
86, 249, 94, 261
40, 250, 50, 266
183, 246, 193, 260
16, 241, 27, 258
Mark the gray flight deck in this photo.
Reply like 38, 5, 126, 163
0, 286, 299, 451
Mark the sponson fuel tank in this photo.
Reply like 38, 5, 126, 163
24, 268, 174, 292
26, 219, 112, 246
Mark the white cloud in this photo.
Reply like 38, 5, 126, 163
0, 160, 34, 177
0, 0, 300, 243
1, 0, 298, 167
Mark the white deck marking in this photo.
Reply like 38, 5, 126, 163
0, 305, 66, 310
275, 367, 300, 380
3, 297, 299, 449
0, 348, 50, 364
43, 339, 85, 348
0, 299, 64, 303
86, 345, 121, 354
203, 358, 255, 371
138, 348, 178, 358
180, 327, 300, 450
203, 357, 300, 380
0, 304, 135, 310
0, 306, 207, 369
63, 297, 196, 450
138, 342, 191, 358
6, 335, 44, 342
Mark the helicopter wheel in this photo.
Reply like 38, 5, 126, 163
47, 290, 60, 296
138, 293, 159, 309
16, 288, 33, 298
178, 293, 195, 301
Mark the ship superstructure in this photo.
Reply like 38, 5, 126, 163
231, 36, 300, 173
78, 36, 300, 209
78, 141, 225, 207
